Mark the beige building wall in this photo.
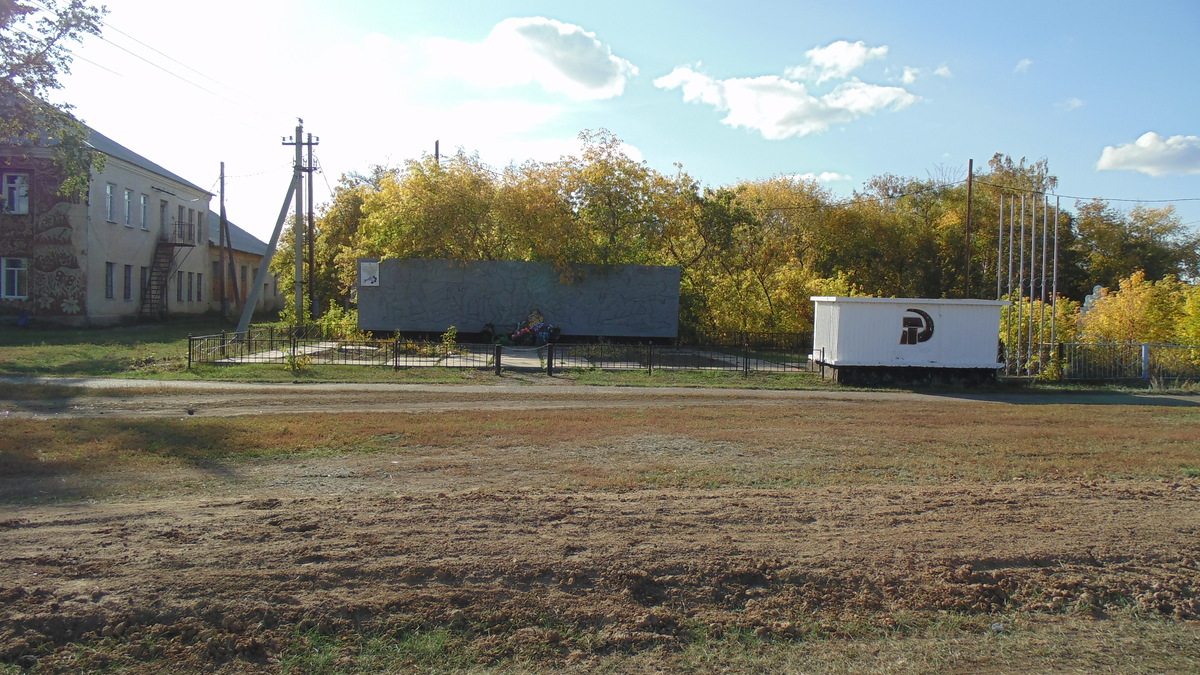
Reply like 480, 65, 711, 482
208, 249, 283, 316
82, 154, 212, 325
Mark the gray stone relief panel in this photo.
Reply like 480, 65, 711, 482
357, 259, 680, 337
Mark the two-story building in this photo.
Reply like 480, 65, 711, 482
208, 212, 284, 317
1, 125, 277, 326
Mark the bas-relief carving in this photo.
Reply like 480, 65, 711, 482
0, 159, 84, 317
360, 259, 680, 337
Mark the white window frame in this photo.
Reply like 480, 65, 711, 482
140, 194, 149, 230
105, 184, 116, 222
2, 173, 30, 215
124, 189, 133, 227
2, 257, 28, 299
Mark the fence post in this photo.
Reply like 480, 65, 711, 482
743, 343, 750, 376
1141, 343, 1151, 381
495, 344, 502, 376
187, 334, 193, 369
647, 344, 654, 375
393, 339, 400, 370
220, 330, 227, 359
546, 344, 554, 376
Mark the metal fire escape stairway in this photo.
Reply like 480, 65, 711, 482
138, 225, 195, 321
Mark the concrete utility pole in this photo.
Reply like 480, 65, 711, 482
282, 120, 308, 327
305, 132, 319, 320
237, 121, 308, 336
234, 176, 298, 336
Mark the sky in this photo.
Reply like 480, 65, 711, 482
52, 0, 1200, 242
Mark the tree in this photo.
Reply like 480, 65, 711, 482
1081, 271, 1187, 344
1072, 200, 1200, 293
1, 0, 106, 194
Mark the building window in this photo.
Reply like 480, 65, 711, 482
123, 189, 133, 226
1, 258, 28, 298
140, 266, 149, 298
176, 271, 184, 302
177, 205, 185, 237
160, 199, 169, 231
187, 271, 194, 302
197, 272, 203, 302
187, 208, 195, 243
140, 194, 149, 230
196, 210, 206, 243
105, 262, 115, 299
123, 265, 133, 300
2, 173, 30, 214
105, 184, 116, 222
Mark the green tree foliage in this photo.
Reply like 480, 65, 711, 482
285, 135, 1200, 343
358, 152, 509, 262
1072, 200, 1199, 294
0, 0, 106, 195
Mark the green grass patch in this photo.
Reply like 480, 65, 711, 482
562, 368, 839, 390
259, 610, 1200, 674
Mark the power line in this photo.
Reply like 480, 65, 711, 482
746, 179, 968, 212
974, 179, 1200, 205
100, 19, 239, 95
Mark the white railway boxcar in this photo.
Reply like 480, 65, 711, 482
810, 297, 1008, 385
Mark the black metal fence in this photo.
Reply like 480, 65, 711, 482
188, 328, 1200, 383
187, 328, 810, 375
547, 343, 806, 374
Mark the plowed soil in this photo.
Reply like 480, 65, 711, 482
2, 381, 1199, 672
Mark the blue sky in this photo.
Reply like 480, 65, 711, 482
56, 0, 1200, 240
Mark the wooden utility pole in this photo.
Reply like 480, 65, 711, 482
218, 161, 227, 317
220, 162, 240, 319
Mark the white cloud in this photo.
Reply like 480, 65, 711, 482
902, 67, 919, 84
792, 171, 851, 183
1096, 132, 1200, 176
655, 65, 917, 140
424, 17, 637, 100
1056, 97, 1084, 112
934, 65, 952, 78
1014, 58, 1033, 73
785, 40, 888, 84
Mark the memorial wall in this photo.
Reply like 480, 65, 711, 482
357, 259, 680, 338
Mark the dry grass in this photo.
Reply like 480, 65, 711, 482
4, 399, 1197, 501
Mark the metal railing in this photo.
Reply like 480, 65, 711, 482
188, 330, 810, 375
1056, 343, 1200, 382
547, 343, 807, 374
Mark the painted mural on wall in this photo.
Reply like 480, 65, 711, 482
0, 156, 85, 318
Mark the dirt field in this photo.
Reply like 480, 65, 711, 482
2, 380, 1199, 672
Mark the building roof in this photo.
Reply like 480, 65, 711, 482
207, 211, 269, 257
85, 128, 211, 195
